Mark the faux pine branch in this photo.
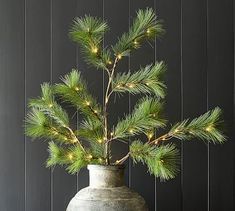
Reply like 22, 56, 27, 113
25, 8, 225, 180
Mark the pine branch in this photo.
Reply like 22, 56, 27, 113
170, 107, 225, 143
130, 140, 180, 180
25, 108, 71, 144
152, 107, 226, 145
112, 62, 166, 98
29, 83, 69, 127
75, 118, 105, 157
46, 142, 105, 174
69, 15, 111, 70
114, 97, 166, 139
54, 69, 103, 122
112, 8, 165, 58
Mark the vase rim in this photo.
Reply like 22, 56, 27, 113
87, 164, 125, 171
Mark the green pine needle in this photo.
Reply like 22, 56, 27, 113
112, 62, 166, 98
114, 97, 166, 139
169, 107, 226, 144
130, 141, 180, 180
54, 69, 103, 122
69, 16, 110, 70
112, 8, 165, 57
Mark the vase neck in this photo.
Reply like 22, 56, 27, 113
87, 165, 125, 188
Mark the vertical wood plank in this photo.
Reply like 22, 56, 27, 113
76, 0, 103, 191
207, 0, 234, 210
25, 0, 51, 210
51, 1, 77, 210
129, 1, 155, 210
104, 0, 130, 184
155, 0, 182, 210
181, 0, 208, 210
0, 0, 25, 210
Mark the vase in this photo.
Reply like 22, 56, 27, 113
66, 164, 148, 211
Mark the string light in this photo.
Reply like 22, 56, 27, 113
98, 158, 103, 162
68, 153, 73, 160
127, 83, 135, 88
117, 54, 122, 60
75, 86, 79, 91
133, 40, 138, 45
129, 129, 134, 134
94, 110, 98, 114
155, 140, 159, 144
64, 137, 68, 141
162, 137, 166, 141
97, 139, 103, 144
146, 28, 151, 34
85, 101, 90, 106
53, 131, 58, 135
116, 84, 121, 88
160, 159, 164, 163
206, 126, 212, 132
174, 129, 179, 133
107, 60, 112, 65
115, 160, 119, 164
91, 47, 98, 54
148, 133, 153, 139
110, 132, 114, 136
48, 103, 53, 108
87, 154, 93, 159
72, 138, 77, 143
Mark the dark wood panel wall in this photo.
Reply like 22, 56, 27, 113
0, 0, 234, 211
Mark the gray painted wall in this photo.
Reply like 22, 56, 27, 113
0, 0, 234, 210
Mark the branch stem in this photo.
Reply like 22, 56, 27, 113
104, 57, 119, 165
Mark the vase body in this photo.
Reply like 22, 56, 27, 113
66, 165, 148, 211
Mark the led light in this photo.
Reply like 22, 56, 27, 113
72, 138, 77, 143
117, 54, 122, 60
85, 101, 90, 106
129, 129, 134, 134
174, 129, 179, 133
87, 154, 93, 159
48, 104, 53, 108
68, 153, 73, 160
92, 47, 98, 54
110, 132, 114, 136
75, 86, 79, 91
148, 133, 153, 139
128, 83, 135, 88
134, 40, 138, 45
146, 28, 151, 34
53, 131, 58, 135
107, 60, 112, 65
98, 158, 103, 162
94, 110, 98, 114
97, 139, 103, 143
206, 126, 212, 132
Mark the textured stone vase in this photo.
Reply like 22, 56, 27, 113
66, 164, 148, 211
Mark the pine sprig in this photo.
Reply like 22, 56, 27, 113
54, 70, 103, 122
168, 107, 226, 144
25, 108, 71, 144
112, 8, 164, 58
114, 97, 166, 139
47, 142, 104, 174
29, 83, 69, 127
69, 16, 111, 70
112, 62, 166, 98
130, 141, 180, 180
75, 118, 105, 157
